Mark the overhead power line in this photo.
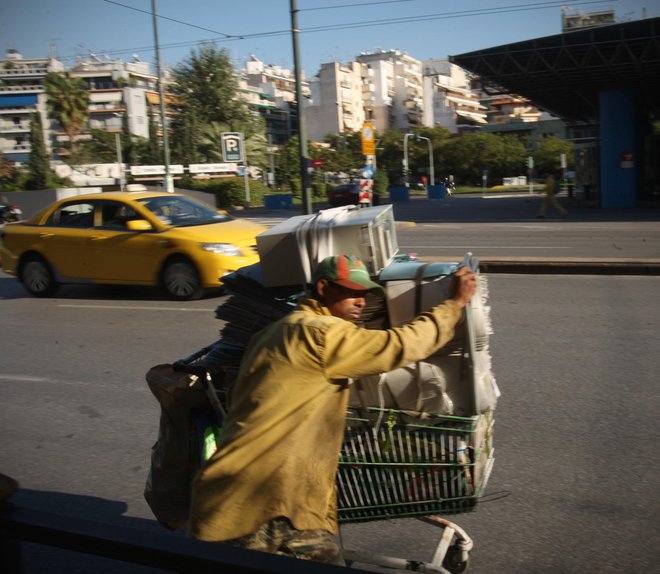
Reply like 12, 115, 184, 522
89, 0, 617, 62
102, 0, 239, 38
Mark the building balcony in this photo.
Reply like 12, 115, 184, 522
0, 67, 48, 78
0, 84, 44, 93
0, 142, 31, 153
88, 105, 125, 113
0, 122, 30, 133
404, 98, 422, 109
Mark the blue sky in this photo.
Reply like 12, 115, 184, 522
1, 0, 655, 76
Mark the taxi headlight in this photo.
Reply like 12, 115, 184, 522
200, 242, 242, 256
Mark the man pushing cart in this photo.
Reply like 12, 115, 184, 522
145, 207, 498, 572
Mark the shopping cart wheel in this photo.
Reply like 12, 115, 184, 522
443, 546, 469, 574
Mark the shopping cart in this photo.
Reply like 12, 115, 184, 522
336, 405, 494, 573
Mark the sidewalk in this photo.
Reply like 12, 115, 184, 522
231, 193, 660, 275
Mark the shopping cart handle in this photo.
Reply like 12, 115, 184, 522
461, 252, 479, 273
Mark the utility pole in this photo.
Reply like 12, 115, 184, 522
151, 0, 173, 192
114, 132, 124, 191
290, 0, 312, 214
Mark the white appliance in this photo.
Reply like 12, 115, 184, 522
256, 204, 398, 288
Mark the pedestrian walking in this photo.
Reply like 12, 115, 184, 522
538, 171, 567, 218
187, 254, 477, 565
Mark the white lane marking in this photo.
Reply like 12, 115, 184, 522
56, 304, 214, 311
0, 374, 48, 382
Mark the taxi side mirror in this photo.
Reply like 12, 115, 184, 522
126, 219, 153, 231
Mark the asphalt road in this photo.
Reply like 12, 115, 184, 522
1, 271, 659, 573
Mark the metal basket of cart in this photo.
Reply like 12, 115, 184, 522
335, 253, 498, 573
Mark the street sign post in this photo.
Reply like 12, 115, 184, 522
359, 179, 373, 205
361, 123, 375, 156
221, 132, 244, 163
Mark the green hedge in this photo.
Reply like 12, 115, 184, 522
181, 177, 270, 208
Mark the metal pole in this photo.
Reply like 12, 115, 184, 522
151, 0, 173, 192
290, 0, 311, 214
114, 132, 124, 191
241, 133, 250, 207
403, 133, 413, 187
418, 135, 433, 186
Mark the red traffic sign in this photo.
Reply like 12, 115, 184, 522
312, 158, 323, 168
359, 179, 373, 203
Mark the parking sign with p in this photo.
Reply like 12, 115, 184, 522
221, 132, 244, 163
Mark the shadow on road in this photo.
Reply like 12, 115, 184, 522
0, 276, 225, 302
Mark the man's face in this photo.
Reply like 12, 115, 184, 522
316, 280, 368, 323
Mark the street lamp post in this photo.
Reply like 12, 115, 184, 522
403, 133, 434, 188
290, 0, 312, 214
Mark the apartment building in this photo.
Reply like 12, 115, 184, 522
422, 59, 487, 133
69, 54, 159, 146
305, 61, 365, 142
0, 49, 64, 163
240, 56, 307, 146
356, 50, 424, 132
561, 7, 616, 31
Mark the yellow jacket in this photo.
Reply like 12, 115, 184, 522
188, 296, 463, 541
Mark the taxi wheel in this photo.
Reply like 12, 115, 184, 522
162, 257, 204, 300
20, 255, 59, 297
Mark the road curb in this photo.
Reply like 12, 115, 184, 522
476, 260, 660, 275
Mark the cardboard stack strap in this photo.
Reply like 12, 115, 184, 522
256, 204, 398, 288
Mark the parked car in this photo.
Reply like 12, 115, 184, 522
0, 192, 267, 300
327, 183, 380, 207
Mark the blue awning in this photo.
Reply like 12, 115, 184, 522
0, 94, 38, 108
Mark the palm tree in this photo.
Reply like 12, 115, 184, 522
44, 72, 90, 159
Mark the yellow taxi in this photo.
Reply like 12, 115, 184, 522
0, 192, 267, 300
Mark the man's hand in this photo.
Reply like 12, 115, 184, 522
450, 266, 478, 308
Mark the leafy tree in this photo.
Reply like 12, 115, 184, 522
0, 152, 18, 190
44, 72, 89, 160
0, 152, 14, 180
120, 112, 137, 168
27, 113, 51, 189
129, 136, 157, 166
318, 131, 363, 176
171, 44, 249, 126
438, 132, 525, 186
75, 129, 122, 164
533, 135, 574, 175
275, 135, 301, 191
171, 44, 269, 169
170, 105, 201, 166
146, 114, 161, 165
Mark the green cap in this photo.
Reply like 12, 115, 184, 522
312, 255, 384, 295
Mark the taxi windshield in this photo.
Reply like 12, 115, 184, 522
137, 196, 230, 227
